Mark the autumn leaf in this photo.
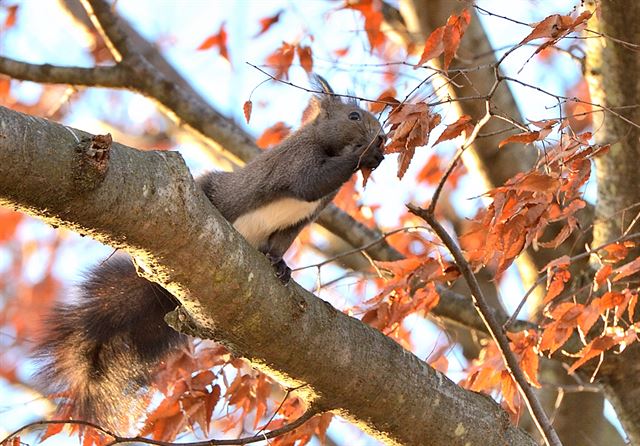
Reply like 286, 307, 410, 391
342, 0, 385, 51
499, 129, 549, 148
443, 9, 471, 69
386, 102, 441, 179
256, 121, 291, 148
543, 267, 570, 305
254, 10, 283, 37
539, 302, 584, 353
369, 87, 397, 113
265, 42, 296, 79
416, 9, 470, 69
296, 45, 313, 73
197, 22, 229, 62
433, 115, 473, 146
568, 326, 637, 373
416, 26, 445, 67
519, 11, 592, 55
613, 256, 640, 282
0, 209, 22, 242
242, 100, 252, 123
361, 167, 372, 187
593, 264, 613, 290
4, 5, 18, 29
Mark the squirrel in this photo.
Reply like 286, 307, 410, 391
35, 76, 385, 432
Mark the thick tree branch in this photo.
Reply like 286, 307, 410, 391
0, 106, 536, 446
585, 0, 640, 443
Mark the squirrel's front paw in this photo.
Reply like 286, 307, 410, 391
266, 254, 292, 284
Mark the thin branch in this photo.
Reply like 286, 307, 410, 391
407, 204, 562, 446
0, 410, 318, 446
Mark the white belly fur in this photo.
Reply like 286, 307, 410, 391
232, 197, 321, 247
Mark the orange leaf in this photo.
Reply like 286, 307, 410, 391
568, 328, 636, 373
0, 210, 22, 242
361, 167, 372, 187
499, 130, 541, 148
242, 100, 252, 124
255, 10, 283, 37
594, 264, 613, 289
370, 87, 397, 113
613, 256, 640, 282
543, 268, 570, 305
256, 122, 291, 148
265, 42, 295, 79
296, 45, 313, 73
442, 9, 471, 69
197, 23, 229, 61
416, 26, 445, 66
4, 5, 17, 29
433, 115, 473, 146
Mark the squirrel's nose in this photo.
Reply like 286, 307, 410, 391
376, 134, 387, 147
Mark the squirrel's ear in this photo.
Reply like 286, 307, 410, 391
312, 74, 334, 95
301, 96, 322, 124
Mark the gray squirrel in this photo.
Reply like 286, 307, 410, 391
35, 76, 385, 432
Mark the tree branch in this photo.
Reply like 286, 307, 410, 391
0, 106, 536, 446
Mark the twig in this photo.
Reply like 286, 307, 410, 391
428, 103, 492, 214
0, 409, 318, 446
407, 204, 562, 446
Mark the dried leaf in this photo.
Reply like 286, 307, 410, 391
243, 100, 252, 124
256, 122, 291, 148
433, 115, 473, 146
197, 23, 229, 61
499, 130, 541, 148
416, 26, 445, 66
296, 45, 313, 73
613, 256, 640, 282
370, 87, 397, 113
343, 0, 385, 51
593, 264, 613, 289
265, 42, 296, 79
255, 10, 283, 37
4, 5, 17, 29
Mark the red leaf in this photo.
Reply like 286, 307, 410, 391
343, 0, 385, 51
370, 87, 397, 113
243, 100, 252, 124
543, 268, 570, 305
296, 45, 313, 73
197, 23, 229, 62
0, 210, 22, 242
4, 5, 17, 29
265, 42, 296, 79
568, 327, 636, 373
386, 102, 441, 178
442, 9, 471, 69
255, 10, 283, 37
613, 256, 640, 282
593, 264, 613, 289
256, 122, 291, 148
361, 167, 372, 188
499, 130, 541, 148
433, 115, 473, 146
416, 26, 445, 66
416, 9, 470, 69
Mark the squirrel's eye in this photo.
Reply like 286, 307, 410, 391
348, 111, 362, 121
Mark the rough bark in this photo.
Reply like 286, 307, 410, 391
585, 1, 640, 443
0, 106, 536, 446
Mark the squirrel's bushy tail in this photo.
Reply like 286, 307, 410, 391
35, 255, 186, 432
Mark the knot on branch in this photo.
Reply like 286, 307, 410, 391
73, 133, 112, 191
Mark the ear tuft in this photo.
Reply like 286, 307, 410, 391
311, 74, 334, 95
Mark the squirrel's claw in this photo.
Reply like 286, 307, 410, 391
266, 254, 292, 284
